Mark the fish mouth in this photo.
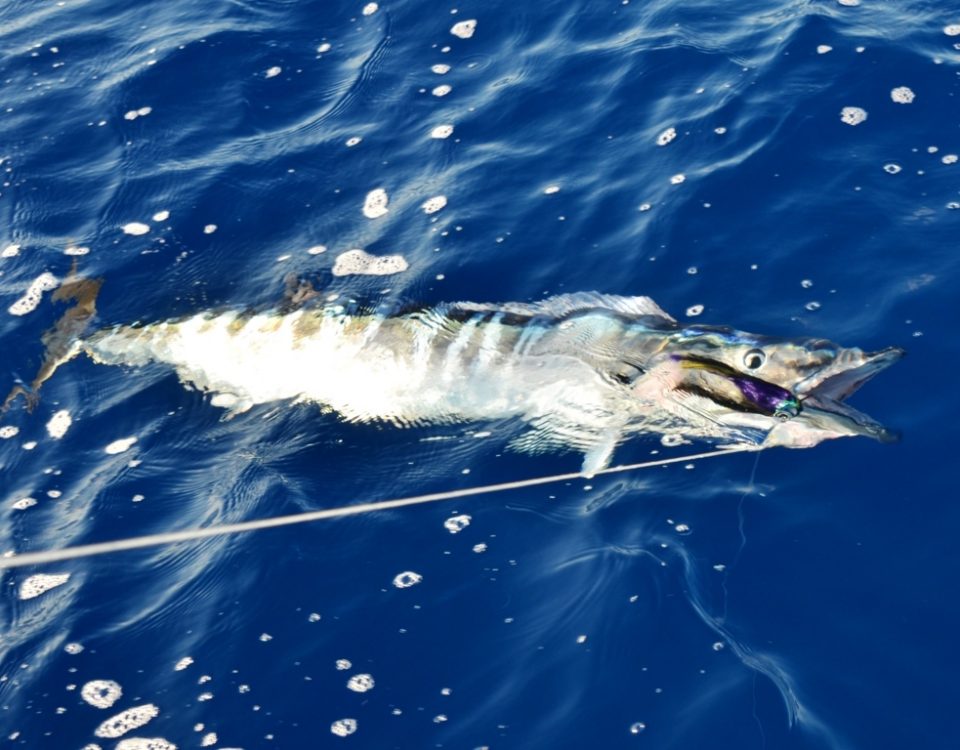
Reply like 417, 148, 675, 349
794, 346, 904, 442
796, 346, 904, 400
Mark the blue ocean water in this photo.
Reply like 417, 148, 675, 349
1, 0, 958, 747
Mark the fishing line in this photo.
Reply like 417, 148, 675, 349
0, 446, 757, 570
721, 449, 762, 623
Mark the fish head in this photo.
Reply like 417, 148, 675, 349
661, 326, 903, 448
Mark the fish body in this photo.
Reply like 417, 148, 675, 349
69, 291, 901, 475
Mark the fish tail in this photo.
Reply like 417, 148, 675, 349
279, 273, 322, 313
2, 263, 103, 412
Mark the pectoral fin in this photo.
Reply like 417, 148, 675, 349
580, 431, 620, 478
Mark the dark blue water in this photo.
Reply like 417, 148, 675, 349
1, 0, 958, 747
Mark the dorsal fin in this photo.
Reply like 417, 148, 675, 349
444, 292, 676, 326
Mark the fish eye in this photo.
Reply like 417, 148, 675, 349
743, 348, 765, 370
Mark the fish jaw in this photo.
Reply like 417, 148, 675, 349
763, 346, 903, 448
794, 346, 904, 400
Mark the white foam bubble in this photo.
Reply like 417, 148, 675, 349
317, 42, 332, 53
19, 573, 70, 600
346, 136, 362, 147
95, 704, 159, 739
122, 222, 150, 236
8, 272, 58, 316
431, 64, 451, 74
174, 657, 193, 671
890, 86, 915, 104
685, 304, 704, 317
308, 612, 321, 622
65, 642, 84, 654
265, 66, 282, 78
422, 195, 447, 214
362, 188, 389, 218
65, 245, 90, 256
0, 426, 19, 439
115, 739, 176, 750
152, 210, 170, 222
543, 185, 560, 194
1, 244, 20, 258
333, 249, 408, 277
201, 733, 217, 747
472, 543, 487, 553
837, 0, 860, 5
656, 127, 677, 146
105, 436, 137, 454
210, 393, 239, 409
942, 154, 958, 164
362, 2, 378, 15
883, 163, 902, 174
817, 44, 833, 54
307, 245, 327, 254
46, 409, 71, 439
444, 514, 471, 533
432, 84, 452, 97
336, 659, 352, 670
392, 571, 422, 588
450, 19, 477, 38
669, 174, 685, 184
346, 674, 374, 692
259, 632, 273, 642
944, 24, 960, 36
430, 124, 454, 139
12, 497, 37, 510
840, 106, 867, 125
203, 224, 218, 234
81, 680, 123, 709
331, 718, 357, 737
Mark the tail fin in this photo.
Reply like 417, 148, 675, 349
2, 266, 102, 412
279, 272, 321, 313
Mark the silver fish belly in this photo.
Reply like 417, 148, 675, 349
18, 291, 902, 476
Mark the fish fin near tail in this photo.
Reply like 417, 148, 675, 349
2, 264, 103, 413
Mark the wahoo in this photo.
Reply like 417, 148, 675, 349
5, 278, 902, 476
